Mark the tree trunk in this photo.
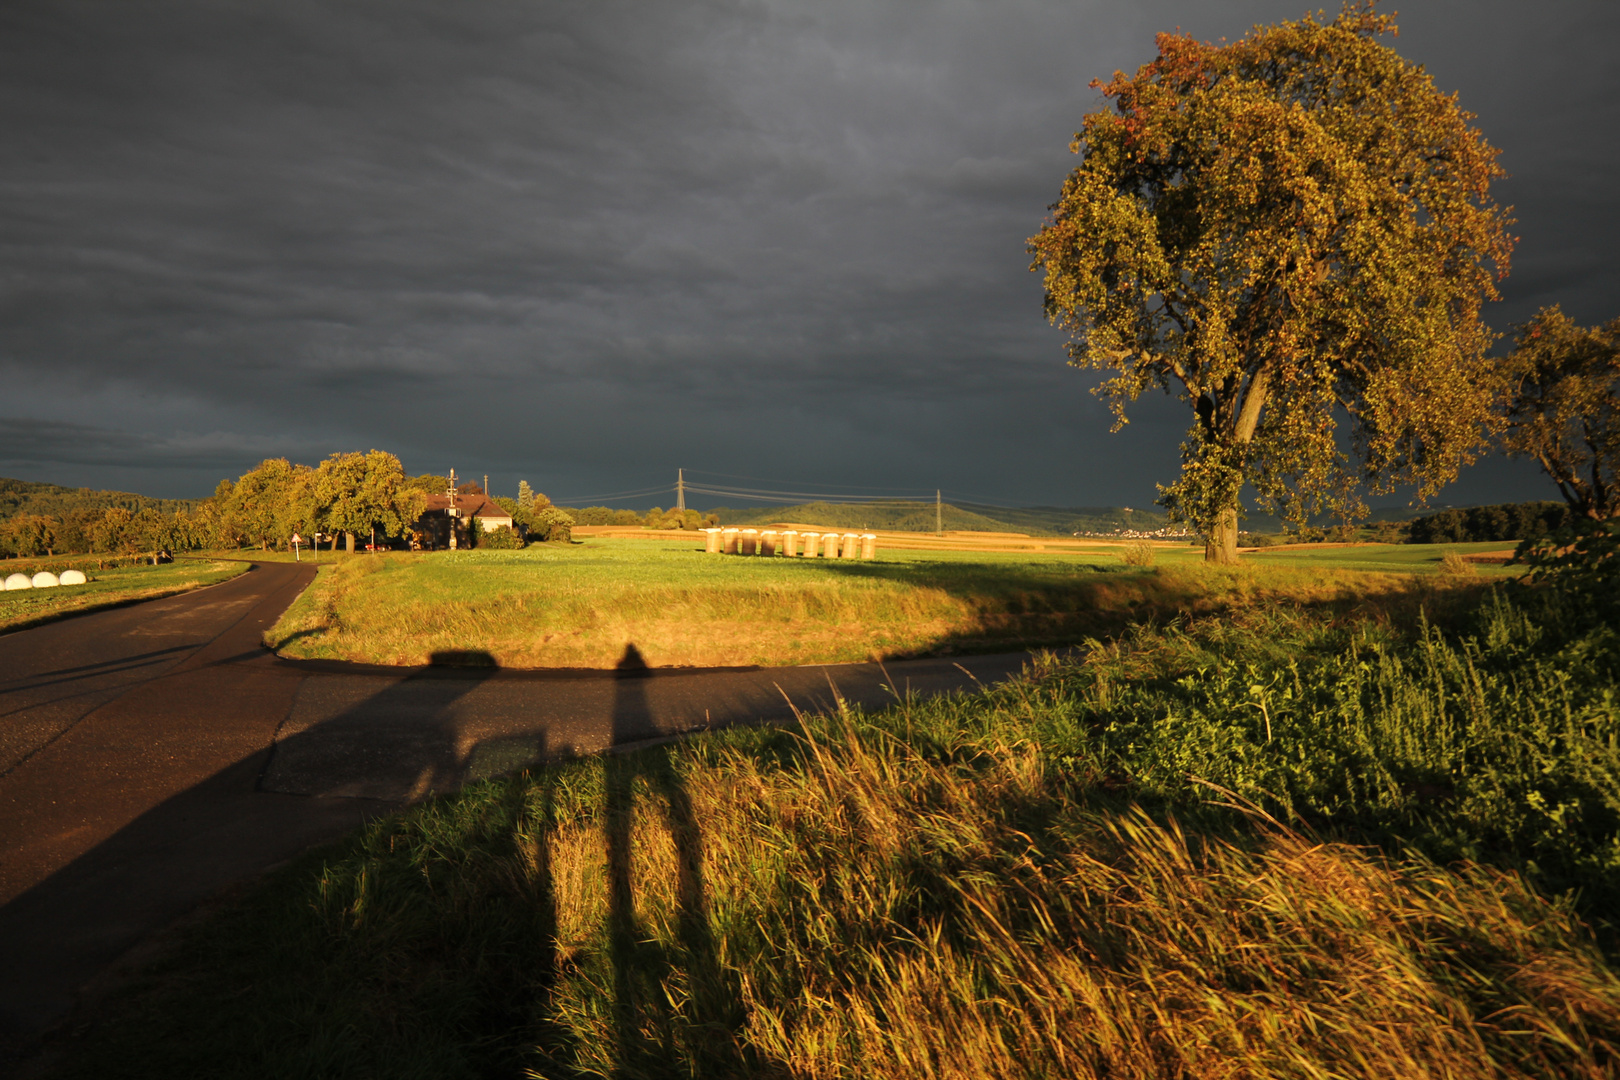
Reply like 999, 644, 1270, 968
1201, 370, 1271, 566
345, 531, 355, 554
1205, 506, 1240, 565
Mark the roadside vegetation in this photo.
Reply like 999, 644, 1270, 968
261, 539, 1516, 669
0, 559, 247, 635
48, 572, 1620, 1078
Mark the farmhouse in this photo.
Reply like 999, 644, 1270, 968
411, 493, 514, 550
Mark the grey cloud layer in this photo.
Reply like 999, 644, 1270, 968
0, 0, 1612, 504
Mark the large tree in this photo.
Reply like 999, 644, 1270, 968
222, 458, 311, 550
1028, 4, 1514, 562
311, 450, 422, 552
1503, 306, 1620, 522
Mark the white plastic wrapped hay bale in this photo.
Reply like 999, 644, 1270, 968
4, 573, 32, 590
31, 572, 60, 588
59, 569, 88, 585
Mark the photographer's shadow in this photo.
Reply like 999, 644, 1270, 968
602, 643, 748, 1076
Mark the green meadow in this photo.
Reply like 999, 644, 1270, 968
262, 538, 1509, 668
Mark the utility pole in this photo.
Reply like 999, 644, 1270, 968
448, 469, 458, 550
936, 489, 943, 536
676, 468, 685, 512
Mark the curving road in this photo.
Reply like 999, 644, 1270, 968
0, 559, 1034, 1048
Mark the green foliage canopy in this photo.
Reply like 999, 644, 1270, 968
310, 450, 417, 542
1504, 306, 1620, 521
1028, 5, 1514, 562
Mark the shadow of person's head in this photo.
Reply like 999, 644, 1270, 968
615, 643, 648, 676
429, 649, 498, 668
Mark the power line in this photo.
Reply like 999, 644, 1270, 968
681, 469, 928, 494
553, 475, 1083, 512
550, 484, 672, 505
683, 485, 941, 505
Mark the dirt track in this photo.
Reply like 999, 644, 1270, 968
0, 560, 1033, 1050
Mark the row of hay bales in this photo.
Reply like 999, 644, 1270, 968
5, 569, 89, 590
704, 527, 877, 559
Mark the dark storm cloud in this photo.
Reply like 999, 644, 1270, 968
0, 0, 1613, 505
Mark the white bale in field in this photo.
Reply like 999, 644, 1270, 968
841, 533, 859, 559
4, 573, 32, 590
800, 532, 820, 557
31, 572, 60, 588
722, 528, 740, 555
822, 533, 840, 558
60, 569, 88, 585
780, 530, 798, 557
861, 534, 876, 560
760, 530, 777, 556
704, 528, 722, 554
741, 528, 759, 556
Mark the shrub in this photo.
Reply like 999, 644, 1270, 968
478, 525, 524, 550
1438, 551, 1477, 576
532, 507, 574, 543
1122, 541, 1155, 566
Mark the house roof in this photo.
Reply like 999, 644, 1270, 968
418, 493, 513, 521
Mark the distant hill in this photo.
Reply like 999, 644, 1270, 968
703, 499, 1473, 537
0, 476, 204, 522
709, 501, 1016, 533
706, 501, 1180, 536
953, 504, 1174, 536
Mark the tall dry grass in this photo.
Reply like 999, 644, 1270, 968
486, 715, 1617, 1079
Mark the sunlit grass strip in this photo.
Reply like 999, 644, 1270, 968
264, 541, 1450, 668
0, 560, 247, 634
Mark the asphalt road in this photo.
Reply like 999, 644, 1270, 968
0, 559, 1035, 1049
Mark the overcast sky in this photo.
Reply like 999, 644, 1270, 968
2, 0, 1615, 509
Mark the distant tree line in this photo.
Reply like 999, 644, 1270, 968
0, 477, 202, 521
0, 505, 216, 560
1406, 502, 1571, 545
0, 454, 591, 560
562, 506, 716, 530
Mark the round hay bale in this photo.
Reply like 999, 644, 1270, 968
59, 569, 87, 585
4, 573, 33, 590
31, 572, 60, 588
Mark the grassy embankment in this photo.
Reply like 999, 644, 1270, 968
50, 578, 1620, 1078
0, 558, 248, 634
263, 537, 1519, 668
